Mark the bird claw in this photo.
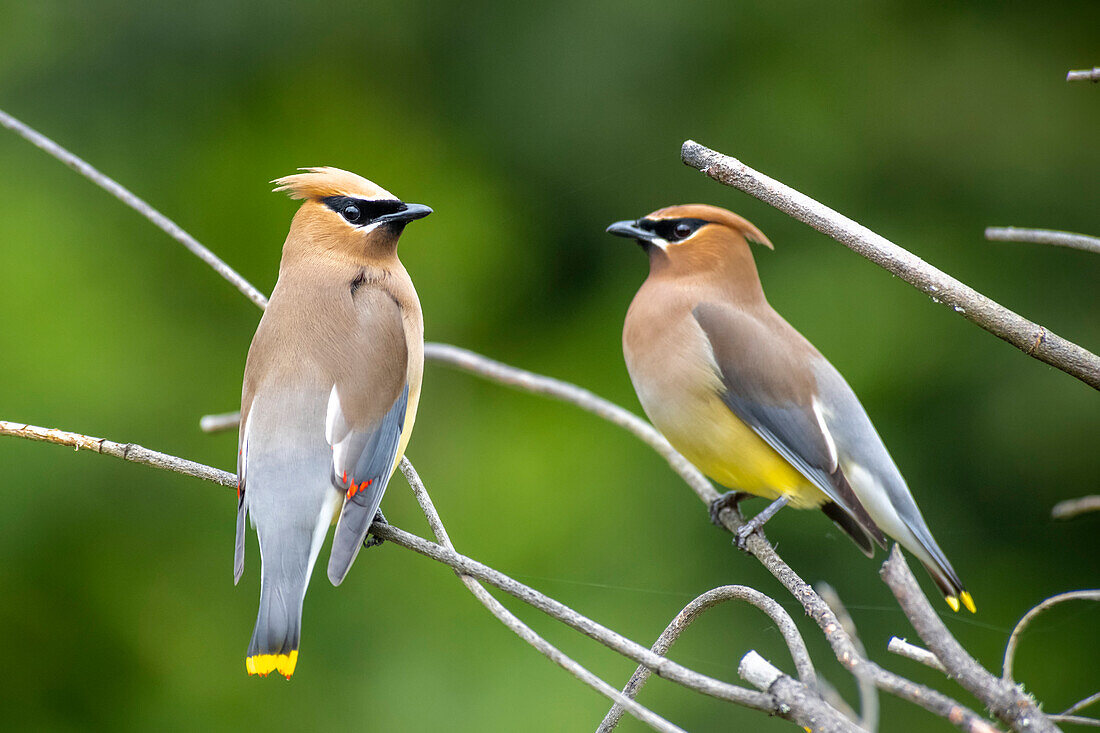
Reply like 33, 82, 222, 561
709, 491, 749, 527
733, 523, 758, 552
363, 509, 388, 549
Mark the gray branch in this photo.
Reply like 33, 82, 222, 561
1003, 590, 1100, 684
985, 227, 1100, 255
598, 584, 817, 733
0, 107, 269, 310
881, 546, 1058, 732
681, 140, 1100, 391
0, 419, 777, 715
1066, 68, 1100, 82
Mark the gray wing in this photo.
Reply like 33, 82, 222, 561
812, 361, 964, 592
326, 384, 409, 585
693, 303, 887, 549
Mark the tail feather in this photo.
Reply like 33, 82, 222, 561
246, 577, 305, 678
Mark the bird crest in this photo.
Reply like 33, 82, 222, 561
650, 204, 774, 249
272, 167, 396, 202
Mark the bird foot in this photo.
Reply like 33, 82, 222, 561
731, 494, 790, 551
363, 509, 388, 549
709, 491, 750, 527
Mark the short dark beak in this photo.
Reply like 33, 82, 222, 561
379, 203, 433, 225
606, 219, 652, 242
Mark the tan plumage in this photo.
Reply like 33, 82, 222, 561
609, 204, 973, 613
236, 167, 431, 677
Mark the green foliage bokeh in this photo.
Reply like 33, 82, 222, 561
1, 2, 1097, 730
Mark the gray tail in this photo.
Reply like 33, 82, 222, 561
245, 544, 310, 677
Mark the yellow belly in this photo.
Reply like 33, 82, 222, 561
656, 392, 826, 510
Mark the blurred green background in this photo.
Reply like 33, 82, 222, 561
1, 2, 1097, 730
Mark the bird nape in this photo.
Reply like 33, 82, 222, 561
235, 167, 432, 678
610, 203, 974, 614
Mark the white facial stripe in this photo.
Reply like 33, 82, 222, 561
649, 237, 670, 251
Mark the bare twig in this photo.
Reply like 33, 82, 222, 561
1064, 693, 1100, 717
598, 584, 816, 733
1003, 590, 1100, 684
882, 546, 1058, 733
1067, 68, 1100, 82
985, 227, 1100, 255
888, 637, 946, 674
0, 108, 269, 310
818, 583, 879, 732
1048, 714, 1100, 728
397, 459, 685, 733
0, 420, 235, 488
681, 140, 1100, 391
0, 419, 777, 714
737, 652, 863, 733
1052, 496, 1100, 521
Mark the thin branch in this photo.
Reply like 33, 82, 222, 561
1052, 496, 1100, 521
818, 582, 879, 732
1066, 68, 1100, 82
681, 140, 1100, 391
0, 419, 775, 713
985, 227, 1100, 255
888, 637, 947, 674
1048, 715, 1100, 728
1003, 590, 1100, 684
1064, 693, 1100, 717
0, 420, 235, 488
881, 546, 1058, 733
397, 459, 686, 733
0, 107, 269, 310
598, 584, 817, 733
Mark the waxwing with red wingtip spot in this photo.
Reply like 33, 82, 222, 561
608, 204, 974, 614
235, 167, 431, 678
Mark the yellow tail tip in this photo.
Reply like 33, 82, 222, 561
960, 591, 977, 614
245, 651, 298, 678
945, 595, 961, 612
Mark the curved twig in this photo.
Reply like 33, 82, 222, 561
598, 584, 816, 733
985, 227, 1100, 255
397, 458, 686, 733
681, 140, 1100, 391
1003, 590, 1100, 684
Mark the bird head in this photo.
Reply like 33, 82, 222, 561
607, 204, 773, 291
272, 167, 431, 261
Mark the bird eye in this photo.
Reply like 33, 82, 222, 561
674, 222, 693, 240
342, 204, 362, 224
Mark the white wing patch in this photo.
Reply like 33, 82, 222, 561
812, 397, 839, 471
325, 384, 353, 482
